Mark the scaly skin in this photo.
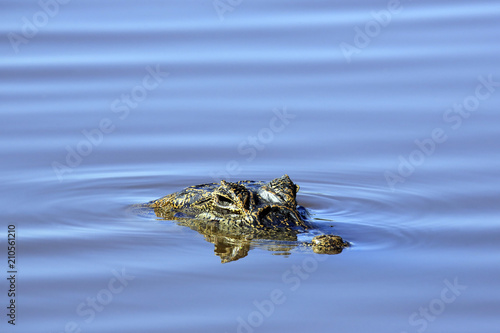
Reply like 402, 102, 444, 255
142, 175, 349, 262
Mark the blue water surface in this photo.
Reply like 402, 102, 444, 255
1, 0, 500, 332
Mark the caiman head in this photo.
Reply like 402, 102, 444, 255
147, 174, 308, 230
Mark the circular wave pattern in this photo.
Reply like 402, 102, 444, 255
298, 180, 434, 251
28, 172, 435, 252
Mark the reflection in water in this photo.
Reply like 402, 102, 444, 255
211, 235, 252, 263
152, 205, 298, 263
150, 207, 346, 263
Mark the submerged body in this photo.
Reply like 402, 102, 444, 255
145, 175, 349, 262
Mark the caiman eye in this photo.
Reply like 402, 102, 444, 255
216, 195, 234, 207
213, 181, 250, 213
261, 175, 299, 204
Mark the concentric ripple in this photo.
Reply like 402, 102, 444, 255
297, 180, 435, 251
23, 171, 442, 253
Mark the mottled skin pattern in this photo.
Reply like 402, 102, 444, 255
144, 175, 349, 262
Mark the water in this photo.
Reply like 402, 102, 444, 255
1, 0, 500, 332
